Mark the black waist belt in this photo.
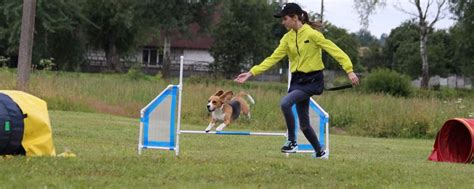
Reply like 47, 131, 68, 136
291, 70, 323, 84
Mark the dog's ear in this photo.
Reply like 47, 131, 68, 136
220, 91, 233, 102
213, 90, 224, 96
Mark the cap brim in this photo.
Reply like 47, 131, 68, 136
273, 12, 284, 18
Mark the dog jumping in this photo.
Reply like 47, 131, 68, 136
205, 90, 255, 132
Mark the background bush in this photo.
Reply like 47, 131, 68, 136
362, 69, 413, 97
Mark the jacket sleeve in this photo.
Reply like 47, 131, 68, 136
249, 37, 288, 76
312, 33, 354, 73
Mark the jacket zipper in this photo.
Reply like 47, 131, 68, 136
295, 31, 301, 72
295, 32, 300, 56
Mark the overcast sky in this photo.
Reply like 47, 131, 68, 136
292, 0, 457, 38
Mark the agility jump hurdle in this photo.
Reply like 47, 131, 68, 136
138, 56, 329, 157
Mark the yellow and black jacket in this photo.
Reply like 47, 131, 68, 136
250, 24, 353, 76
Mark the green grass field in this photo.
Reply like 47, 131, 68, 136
1, 110, 473, 188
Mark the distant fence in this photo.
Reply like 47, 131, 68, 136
82, 54, 212, 76
86, 56, 474, 90
412, 75, 472, 89
81, 56, 347, 84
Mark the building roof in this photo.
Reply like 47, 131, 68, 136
147, 4, 222, 50
146, 23, 214, 50
168, 23, 214, 50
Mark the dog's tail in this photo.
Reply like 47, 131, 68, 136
238, 92, 255, 105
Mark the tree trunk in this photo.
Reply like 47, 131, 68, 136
104, 36, 122, 72
16, 0, 37, 91
420, 25, 430, 89
161, 36, 171, 79
321, 0, 324, 23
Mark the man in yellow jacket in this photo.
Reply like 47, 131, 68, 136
235, 3, 359, 159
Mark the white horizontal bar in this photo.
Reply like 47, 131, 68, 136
179, 130, 286, 137
295, 150, 316, 153
140, 146, 175, 151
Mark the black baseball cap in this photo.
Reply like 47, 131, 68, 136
273, 3, 303, 18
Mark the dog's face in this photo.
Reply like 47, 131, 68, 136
206, 90, 233, 112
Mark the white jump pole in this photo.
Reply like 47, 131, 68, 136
286, 63, 291, 157
180, 130, 286, 136
175, 56, 184, 156
138, 113, 144, 155
311, 98, 330, 155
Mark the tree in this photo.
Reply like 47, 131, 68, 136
450, 24, 474, 76
16, 0, 36, 91
450, 0, 474, 76
352, 30, 385, 72
354, 29, 378, 46
144, 0, 218, 78
320, 0, 325, 23
1, 0, 90, 71
395, 0, 447, 88
383, 21, 421, 77
353, 0, 386, 30
33, 0, 89, 70
82, 0, 141, 72
426, 29, 456, 77
0, 0, 23, 56
82, 0, 217, 73
383, 21, 456, 78
0, 1, 15, 57
322, 22, 361, 71
322, 0, 385, 30
316, 1, 376, 72
359, 41, 385, 72
210, 0, 280, 78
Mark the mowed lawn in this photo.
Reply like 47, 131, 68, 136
0, 110, 473, 188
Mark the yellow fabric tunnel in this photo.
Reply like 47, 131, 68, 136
0, 90, 56, 156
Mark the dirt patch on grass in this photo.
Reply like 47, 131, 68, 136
68, 96, 141, 118
330, 127, 348, 135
